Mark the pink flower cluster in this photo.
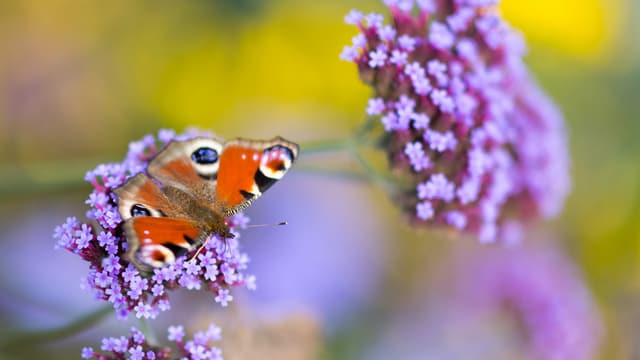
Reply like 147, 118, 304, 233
81, 323, 223, 360
341, 0, 570, 243
453, 244, 602, 360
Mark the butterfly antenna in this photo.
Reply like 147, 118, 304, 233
190, 222, 286, 262
245, 221, 288, 229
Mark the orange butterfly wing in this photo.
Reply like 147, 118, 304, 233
216, 137, 299, 215
147, 137, 223, 201
123, 217, 202, 271
113, 173, 171, 221
115, 173, 204, 270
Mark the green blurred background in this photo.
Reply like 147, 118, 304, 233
0, 0, 639, 359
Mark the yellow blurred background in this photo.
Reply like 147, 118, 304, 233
0, 0, 638, 359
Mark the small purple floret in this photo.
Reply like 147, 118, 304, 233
82, 324, 223, 359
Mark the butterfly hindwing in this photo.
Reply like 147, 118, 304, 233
113, 173, 171, 221
215, 137, 299, 216
123, 216, 203, 271
114, 173, 204, 270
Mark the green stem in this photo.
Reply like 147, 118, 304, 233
295, 122, 404, 192
294, 165, 370, 183
0, 159, 101, 197
300, 139, 354, 155
348, 148, 398, 193
354, 115, 378, 140
299, 115, 380, 156
0, 305, 112, 349
137, 317, 158, 346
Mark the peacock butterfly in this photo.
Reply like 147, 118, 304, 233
113, 136, 299, 271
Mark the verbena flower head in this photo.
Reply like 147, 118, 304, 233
342, 1, 570, 243
453, 244, 603, 360
81, 323, 223, 360
54, 129, 254, 319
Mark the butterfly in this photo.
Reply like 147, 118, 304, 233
113, 135, 299, 271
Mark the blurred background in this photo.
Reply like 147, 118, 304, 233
0, 0, 639, 359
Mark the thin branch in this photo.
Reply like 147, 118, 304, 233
137, 317, 158, 346
349, 148, 399, 193
354, 115, 378, 140
1, 305, 112, 349
300, 139, 354, 155
0, 159, 102, 197
293, 165, 371, 183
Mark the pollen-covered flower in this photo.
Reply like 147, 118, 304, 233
81, 323, 223, 360
341, 0, 570, 243
451, 243, 603, 360
54, 129, 254, 319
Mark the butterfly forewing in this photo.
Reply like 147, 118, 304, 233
114, 171, 204, 271
147, 137, 223, 197
216, 137, 299, 216
113, 173, 170, 221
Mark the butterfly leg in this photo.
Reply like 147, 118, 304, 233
187, 237, 209, 263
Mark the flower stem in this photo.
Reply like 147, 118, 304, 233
300, 139, 354, 155
296, 120, 404, 192
137, 317, 159, 346
0, 305, 112, 350
0, 159, 99, 197
293, 165, 371, 183
348, 148, 399, 193
297, 145, 405, 195
354, 115, 378, 141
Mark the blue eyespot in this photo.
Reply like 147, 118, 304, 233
264, 145, 294, 161
191, 147, 219, 164
131, 204, 151, 217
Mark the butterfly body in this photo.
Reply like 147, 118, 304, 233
114, 136, 298, 271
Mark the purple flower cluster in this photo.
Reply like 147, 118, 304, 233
452, 244, 602, 360
81, 323, 223, 360
54, 129, 255, 319
341, 0, 570, 243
